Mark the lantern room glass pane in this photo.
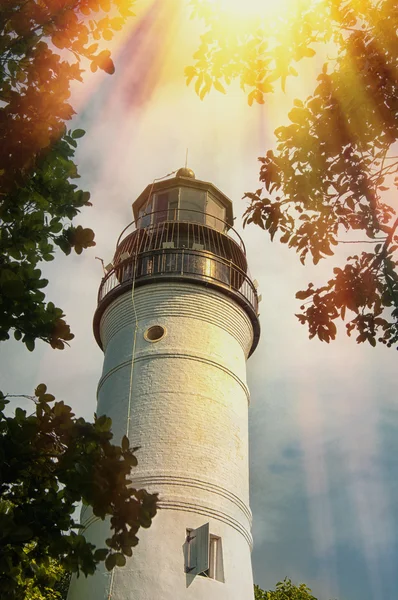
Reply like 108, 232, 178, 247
153, 189, 179, 224
138, 199, 152, 228
206, 195, 226, 231
168, 196, 179, 221
153, 192, 168, 224
179, 188, 205, 223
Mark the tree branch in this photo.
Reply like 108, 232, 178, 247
337, 238, 388, 244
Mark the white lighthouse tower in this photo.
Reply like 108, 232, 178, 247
68, 168, 260, 600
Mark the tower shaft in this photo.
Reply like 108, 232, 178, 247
68, 171, 260, 600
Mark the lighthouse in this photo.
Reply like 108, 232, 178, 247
68, 168, 260, 600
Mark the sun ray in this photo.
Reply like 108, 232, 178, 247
198, 0, 301, 25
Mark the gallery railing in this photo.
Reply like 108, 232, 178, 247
116, 210, 246, 258
98, 248, 258, 316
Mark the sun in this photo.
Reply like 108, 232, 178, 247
203, 0, 296, 24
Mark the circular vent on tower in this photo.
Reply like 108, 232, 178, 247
144, 325, 166, 342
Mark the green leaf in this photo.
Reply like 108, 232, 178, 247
50, 222, 63, 233
105, 553, 117, 571
296, 289, 313, 300
42, 393, 56, 403
288, 107, 306, 124
213, 79, 226, 94
82, 191, 91, 204
114, 553, 126, 567
72, 129, 86, 139
15, 407, 26, 421
36, 278, 49, 289
25, 338, 35, 352
121, 435, 129, 451
96, 415, 112, 431
139, 513, 152, 528
94, 548, 109, 562
35, 383, 47, 396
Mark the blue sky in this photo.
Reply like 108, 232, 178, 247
1, 2, 397, 599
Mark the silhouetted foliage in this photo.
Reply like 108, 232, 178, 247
0, 0, 136, 350
12, 552, 70, 600
255, 578, 318, 600
1, 3, 157, 598
189, 0, 398, 348
0, 387, 157, 600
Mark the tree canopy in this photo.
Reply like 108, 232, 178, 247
188, 0, 398, 349
0, 0, 136, 351
0, 2, 160, 599
14, 554, 70, 600
0, 388, 157, 600
254, 578, 318, 600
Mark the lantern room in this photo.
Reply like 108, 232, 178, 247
132, 168, 234, 231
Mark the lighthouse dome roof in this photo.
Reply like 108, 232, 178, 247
176, 167, 196, 179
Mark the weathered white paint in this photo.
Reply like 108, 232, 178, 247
68, 282, 256, 600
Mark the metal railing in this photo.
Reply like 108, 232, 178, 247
116, 210, 246, 255
114, 216, 248, 273
98, 249, 258, 315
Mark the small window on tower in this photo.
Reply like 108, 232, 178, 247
207, 536, 222, 580
185, 523, 224, 583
